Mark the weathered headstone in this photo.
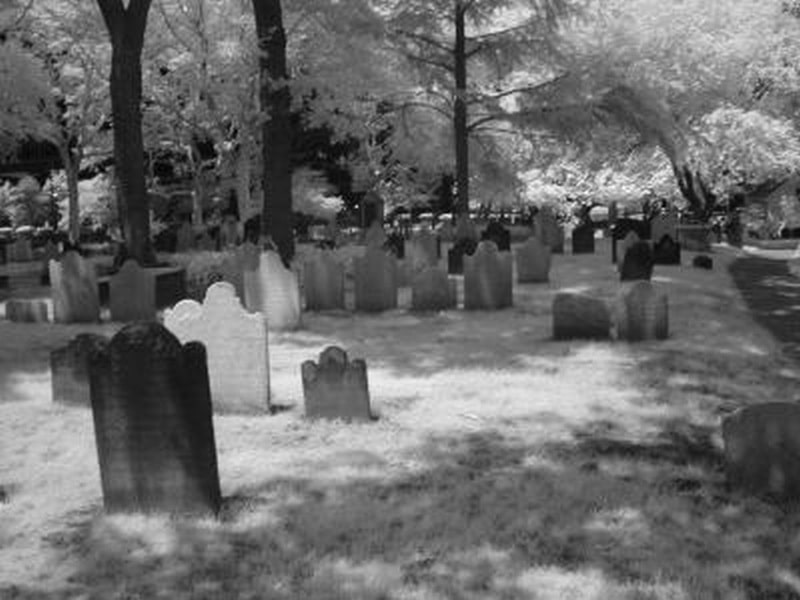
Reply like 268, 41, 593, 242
354, 245, 398, 312
571, 221, 595, 254
411, 267, 457, 311
50, 251, 100, 323
652, 234, 681, 265
175, 222, 194, 253
364, 220, 387, 248
693, 255, 713, 270
552, 293, 611, 340
408, 229, 439, 269
88, 322, 221, 515
39, 241, 59, 285
5, 299, 48, 323
481, 221, 511, 252
464, 241, 513, 310
7, 238, 33, 262
515, 236, 551, 283
164, 282, 270, 413
620, 241, 654, 282
243, 250, 301, 329
303, 250, 345, 311
109, 259, 156, 322
535, 207, 564, 253
650, 212, 678, 247
51, 333, 107, 406
220, 250, 245, 302
301, 346, 371, 422
615, 281, 668, 341
722, 403, 800, 503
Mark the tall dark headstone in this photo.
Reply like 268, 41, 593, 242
620, 241, 654, 282
652, 235, 681, 265
612, 218, 649, 263
552, 293, 611, 340
301, 346, 371, 422
51, 333, 108, 406
88, 322, 221, 515
447, 237, 478, 275
571, 221, 595, 254
693, 255, 713, 270
481, 221, 511, 252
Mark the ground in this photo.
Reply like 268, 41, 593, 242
2, 238, 800, 599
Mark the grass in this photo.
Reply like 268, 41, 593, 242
2, 239, 800, 599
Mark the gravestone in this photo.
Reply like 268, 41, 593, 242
620, 241, 654, 281
243, 250, 301, 330
50, 251, 100, 323
481, 221, 511, 252
571, 221, 595, 254
411, 267, 457, 311
51, 333, 107, 406
677, 225, 711, 252
39, 241, 59, 285
301, 346, 371, 422
612, 219, 649, 263
354, 245, 398, 312
220, 250, 245, 302
364, 220, 387, 248
535, 207, 564, 253
608, 201, 618, 225
175, 222, 194, 253
109, 260, 156, 322
515, 236, 551, 283
652, 234, 681, 265
650, 212, 678, 246
464, 241, 513, 310
722, 403, 800, 504
552, 293, 611, 340
693, 255, 713, 270
88, 322, 221, 515
7, 238, 33, 262
303, 250, 345, 311
164, 282, 270, 413
408, 229, 439, 269
5, 299, 48, 323
615, 281, 668, 341
385, 231, 405, 259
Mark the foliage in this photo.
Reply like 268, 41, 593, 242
44, 172, 118, 231
292, 167, 344, 219
0, 176, 52, 226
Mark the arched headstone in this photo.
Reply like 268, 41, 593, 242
552, 293, 611, 340
463, 241, 512, 310
571, 221, 595, 254
51, 333, 107, 406
303, 250, 345, 311
243, 250, 301, 329
515, 236, 551, 283
535, 207, 564, 253
301, 346, 371, 421
50, 251, 100, 323
109, 259, 156, 322
411, 267, 457, 311
620, 241, 654, 281
653, 235, 681, 265
615, 281, 668, 341
354, 246, 398, 312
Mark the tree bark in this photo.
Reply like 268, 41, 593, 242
253, 0, 294, 265
453, 1, 469, 217
57, 143, 81, 243
97, 0, 154, 265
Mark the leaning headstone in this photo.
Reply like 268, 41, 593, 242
615, 281, 668, 341
693, 255, 713, 270
464, 241, 513, 310
552, 293, 611, 340
51, 333, 107, 406
7, 238, 33, 262
50, 251, 100, 323
481, 221, 511, 252
620, 241, 654, 281
164, 282, 270, 413
5, 299, 48, 323
109, 259, 156, 322
535, 207, 564, 253
88, 322, 221, 515
175, 222, 194, 253
571, 221, 595, 254
516, 237, 551, 283
411, 267, 457, 311
354, 245, 398, 312
243, 250, 301, 330
652, 234, 681, 265
722, 403, 800, 504
303, 250, 345, 311
301, 346, 371, 422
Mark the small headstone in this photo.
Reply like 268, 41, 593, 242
303, 250, 345, 311
175, 222, 194, 253
51, 333, 107, 406
481, 221, 511, 252
552, 293, 611, 340
693, 255, 713, 270
620, 241, 654, 281
109, 260, 156, 322
535, 207, 564, 253
364, 221, 387, 248
447, 237, 478, 275
164, 282, 270, 413
88, 322, 221, 515
615, 281, 668, 341
650, 212, 678, 246
464, 241, 512, 310
652, 234, 681, 265
408, 229, 439, 269
571, 221, 595, 254
39, 241, 59, 285
723, 403, 800, 503
411, 267, 457, 311
515, 237, 551, 283
7, 238, 33, 262
5, 299, 48, 323
50, 251, 100, 323
354, 245, 398, 312
301, 346, 371, 422
243, 250, 301, 330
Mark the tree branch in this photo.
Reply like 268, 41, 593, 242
392, 27, 451, 54
403, 51, 453, 73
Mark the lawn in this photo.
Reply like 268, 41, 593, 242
2, 238, 800, 599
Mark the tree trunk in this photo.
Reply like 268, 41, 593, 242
235, 145, 252, 222
253, 0, 294, 265
453, 1, 469, 217
98, 0, 154, 265
187, 142, 204, 227
57, 143, 81, 243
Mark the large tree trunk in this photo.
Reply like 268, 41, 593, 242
453, 1, 469, 217
97, 0, 154, 266
57, 143, 81, 243
253, 0, 294, 266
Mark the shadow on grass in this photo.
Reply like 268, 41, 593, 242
6, 429, 800, 599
